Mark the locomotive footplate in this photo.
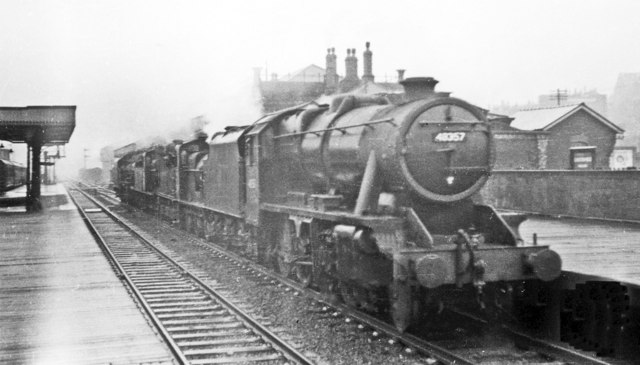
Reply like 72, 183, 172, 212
261, 202, 404, 227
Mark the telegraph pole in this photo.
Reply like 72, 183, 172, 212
550, 89, 568, 106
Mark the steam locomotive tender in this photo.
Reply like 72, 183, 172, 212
115, 77, 562, 331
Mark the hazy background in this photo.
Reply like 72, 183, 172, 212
1, 0, 639, 177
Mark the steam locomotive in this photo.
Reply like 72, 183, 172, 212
114, 76, 562, 331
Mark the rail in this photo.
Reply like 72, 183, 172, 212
70, 185, 314, 365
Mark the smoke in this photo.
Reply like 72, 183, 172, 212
52, 67, 264, 180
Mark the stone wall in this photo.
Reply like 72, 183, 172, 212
480, 170, 640, 221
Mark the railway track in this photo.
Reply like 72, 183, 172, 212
81, 185, 619, 365
68, 186, 313, 365
188, 242, 615, 365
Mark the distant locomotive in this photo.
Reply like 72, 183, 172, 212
0, 158, 26, 193
114, 76, 562, 331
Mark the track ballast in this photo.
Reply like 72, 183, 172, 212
68, 186, 313, 365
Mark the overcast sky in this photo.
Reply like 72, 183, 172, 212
1, 0, 639, 175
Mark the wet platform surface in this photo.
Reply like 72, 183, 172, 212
0, 184, 73, 212
0, 202, 174, 363
519, 215, 640, 286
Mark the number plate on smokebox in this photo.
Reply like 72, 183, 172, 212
433, 132, 466, 142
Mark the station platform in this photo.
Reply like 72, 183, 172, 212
519, 215, 640, 286
0, 193, 174, 363
0, 183, 72, 212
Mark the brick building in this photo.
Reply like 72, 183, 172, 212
256, 43, 403, 113
491, 103, 624, 170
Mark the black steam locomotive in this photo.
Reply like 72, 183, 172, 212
114, 76, 561, 331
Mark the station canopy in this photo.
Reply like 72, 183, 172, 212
0, 106, 76, 144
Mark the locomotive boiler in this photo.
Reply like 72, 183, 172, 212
115, 76, 562, 332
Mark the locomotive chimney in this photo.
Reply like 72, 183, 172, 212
325, 48, 338, 94
362, 42, 374, 82
397, 69, 405, 82
400, 77, 439, 100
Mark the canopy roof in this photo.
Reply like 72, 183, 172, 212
0, 106, 76, 144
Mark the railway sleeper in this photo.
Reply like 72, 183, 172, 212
183, 344, 275, 357
157, 310, 228, 319
187, 353, 284, 365
162, 317, 239, 326
177, 336, 263, 349
171, 328, 253, 340
165, 322, 245, 333
153, 306, 223, 314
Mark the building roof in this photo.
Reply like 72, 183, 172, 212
280, 64, 325, 82
510, 103, 624, 133
0, 105, 76, 144
349, 81, 404, 95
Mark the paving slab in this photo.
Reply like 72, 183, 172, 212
0, 207, 174, 364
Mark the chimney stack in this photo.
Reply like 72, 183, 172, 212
345, 48, 359, 80
397, 69, 405, 82
339, 47, 361, 93
324, 48, 338, 93
400, 77, 439, 100
362, 42, 374, 82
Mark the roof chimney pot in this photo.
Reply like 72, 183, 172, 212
324, 46, 339, 93
339, 47, 360, 92
362, 42, 374, 83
